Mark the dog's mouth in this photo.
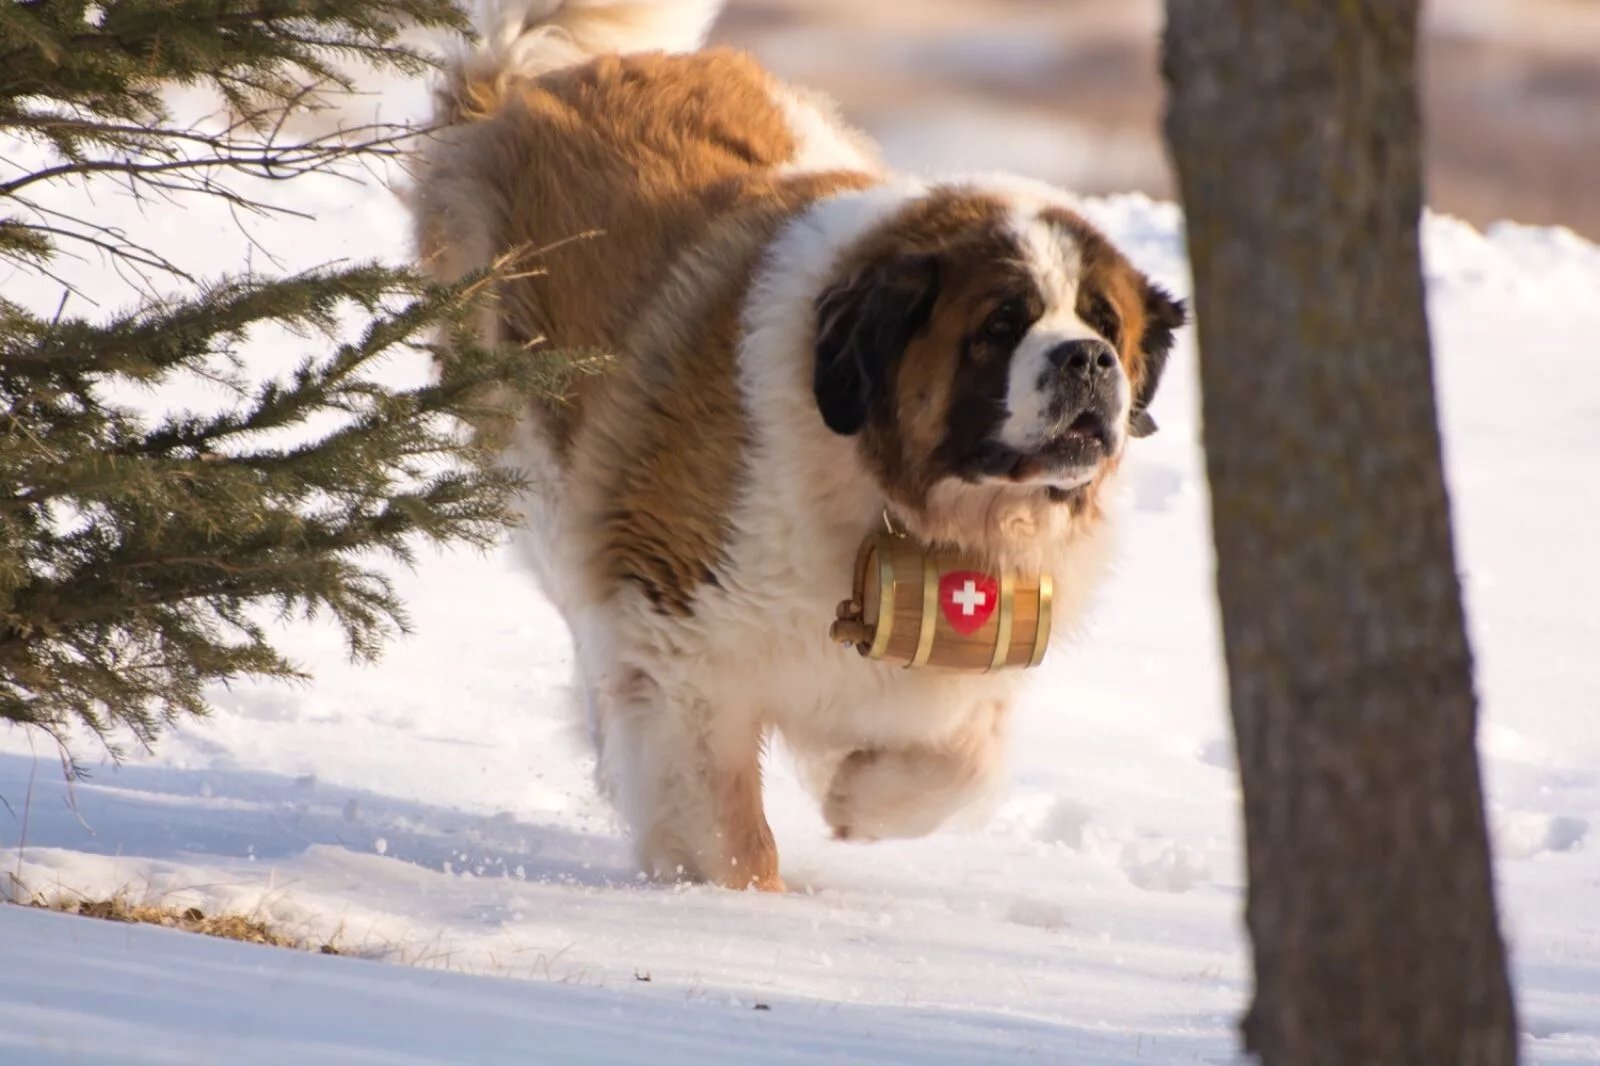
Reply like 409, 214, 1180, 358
1062, 409, 1110, 446
967, 410, 1112, 487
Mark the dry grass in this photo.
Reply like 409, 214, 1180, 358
14, 892, 344, 955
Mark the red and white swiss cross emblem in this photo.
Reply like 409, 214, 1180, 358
939, 570, 998, 635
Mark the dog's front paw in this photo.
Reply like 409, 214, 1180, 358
824, 749, 881, 841
824, 748, 954, 842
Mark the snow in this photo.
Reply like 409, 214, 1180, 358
5, 904, 1201, 1066
4, 36, 1600, 1066
1425, 0, 1600, 52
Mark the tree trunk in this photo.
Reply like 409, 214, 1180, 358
1160, 3, 1518, 1063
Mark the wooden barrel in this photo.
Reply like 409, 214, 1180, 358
829, 533, 1052, 672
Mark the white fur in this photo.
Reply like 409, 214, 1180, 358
766, 83, 883, 177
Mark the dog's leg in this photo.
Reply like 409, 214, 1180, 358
594, 664, 782, 890
823, 699, 1010, 841
710, 719, 784, 892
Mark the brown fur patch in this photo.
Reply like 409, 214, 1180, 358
849, 188, 1015, 256
712, 730, 783, 891
573, 265, 748, 617
884, 228, 1038, 508
571, 174, 875, 616
412, 48, 822, 450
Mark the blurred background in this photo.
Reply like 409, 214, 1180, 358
709, 0, 1600, 239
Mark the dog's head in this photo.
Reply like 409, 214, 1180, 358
813, 186, 1185, 552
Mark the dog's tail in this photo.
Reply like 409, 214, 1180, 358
440, 0, 725, 120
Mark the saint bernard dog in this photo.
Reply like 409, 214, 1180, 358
407, 0, 1185, 890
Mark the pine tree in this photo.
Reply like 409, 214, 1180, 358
1, 2, 589, 763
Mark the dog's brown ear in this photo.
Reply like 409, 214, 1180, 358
813, 254, 939, 436
1129, 279, 1185, 439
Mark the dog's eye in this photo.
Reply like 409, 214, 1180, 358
1083, 293, 1122, 347
982, 298, 1029, 347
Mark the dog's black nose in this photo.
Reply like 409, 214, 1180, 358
1048, 339, 1118, 381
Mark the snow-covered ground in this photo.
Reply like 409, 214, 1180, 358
4, 28, 1600, 1066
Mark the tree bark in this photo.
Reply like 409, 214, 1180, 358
1160, 3, 1518, 1063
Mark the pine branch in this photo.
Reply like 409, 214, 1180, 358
0, 115, 431, 199
0, 259, 586, 755
1, 0, 471, 280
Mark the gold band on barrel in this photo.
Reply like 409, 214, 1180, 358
910, 552, 938, 667
989, 571, 1015, 672
866, 534, 895, 660
1029, 573, 1054, 668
